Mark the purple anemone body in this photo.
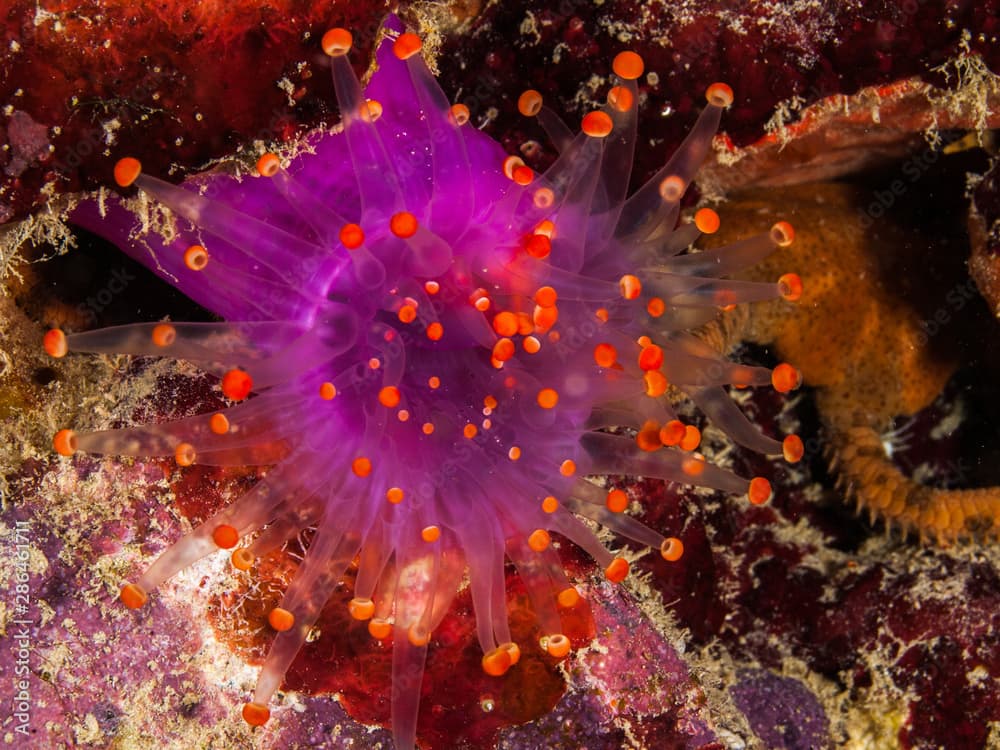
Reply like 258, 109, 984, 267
61, 14, 798, 750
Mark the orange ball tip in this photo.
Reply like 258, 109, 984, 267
212, 524, 239, 549
183, 244, 209, 271
778, 272, 803, 301
113, 157, 141, 187
174, 442, 196, 467
242, 702, 271, 726
482, 646, 514, 676
581, 111, 614, 138
256, 152, 281, 177
612, 50, 644, 79
606, 488, 628, 513
771, 363, 801, 393
368, 617, 392, 640
321, 28, 352, 57
43, 329, 67, 358
557, 587, 580, 608
706, 82, 734, 107
771, 221, 795, 247
221, 369, 253, 401
783, 434, 805, 463
348, 597, 375, 621
518, 89, 543, 117
390, 211, 418, 239
231, 548, 255, 571
393, 32, 422, 60
660, 537, 684, 562
449, 103, 470, 126
748, 476, 772, 505
544, 633, 571, 658
53, 429, 77, 456
604, 556, 630, 583
694, 207, 721, 234
268, 607, 295, 632
119, 583, 148, 609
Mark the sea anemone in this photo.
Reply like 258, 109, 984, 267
45, 15, 802, 750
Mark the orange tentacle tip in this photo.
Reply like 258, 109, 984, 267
706, 82, 734, 107
492, 338, 515, 362
771, 220, 795, 247
748, 476, 772, 505
268, 607, 295, 632
612, 50, 644, 80
53, 429, 77, 457
349, 597, 375, 621
501, 641, 521, 666
256, 152, 281, 177
386, 486, 405, 504
512, 165, 534, 186
321, 28, 352, 57
113, 157, 141, 187
694, 207, 721, 234
242, 702, 271, 726
119, 583, 148, 609
390, 211, 418, 238
593, 342, 617, 368
183, 244, 209, 271
212, 524, 239, 549
518, 89, 543, 117
368, 617, 392, 640
231, 548, 255, 571
607, 85, 634, 112
660, 420, 685, 446
527, 528, 551, 551
557, 587, 580, 608
778, 272, 803, 301
604, 556, 630, 583
209, 412, 230, 434
525, 233, 551, 258
339, 223, 365, 249
407, 624, 430, 647
449, 103, 470, 126
534, 286, 558, 308
537, 388, 559, 409
619, 274, 642, 300
660, 537, 684, 562
378, 385, 401, 408
638, 343, 664, 371
425, 321, 444, 341
581, 111, 614, 138
221, 369, 253, 401
659, 175, 685, 202
680, 425, 701, 452
606, 488, 628, 513
482, 646, 514, 676
174, 442, 196, 467
151, 323, 176, 347
771, 362, 802, 393
783, 434, 805, 463
393, 32, 422, 60
544, 633, 571, 658
351, 456, 372, 477
43, 329, 67, 358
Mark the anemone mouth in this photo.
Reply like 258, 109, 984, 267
54, 16, 802, 750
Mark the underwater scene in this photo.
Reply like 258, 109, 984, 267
1, 2, 999, 749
